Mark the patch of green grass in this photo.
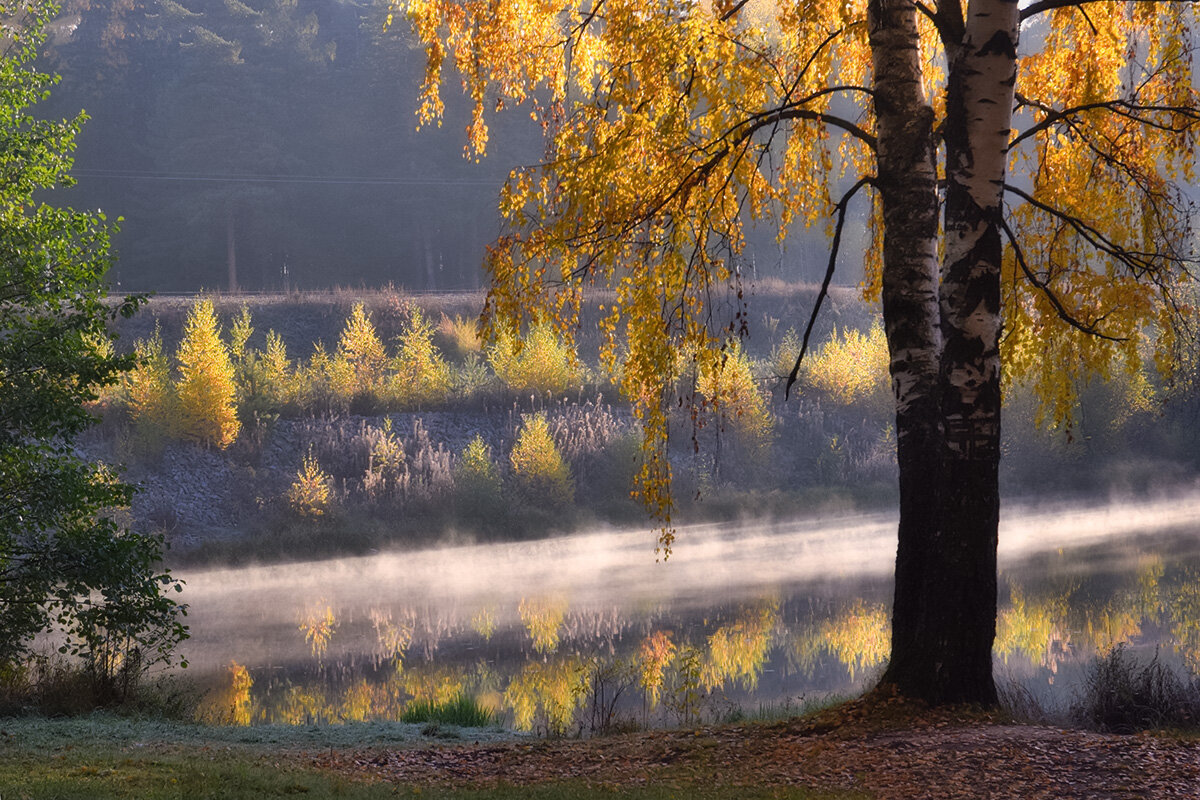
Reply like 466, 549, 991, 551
0, 715, 867, 800
0, 748, 398, 799
401, 693, 497, 727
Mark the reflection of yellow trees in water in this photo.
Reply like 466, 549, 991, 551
1081, 560, 1162, 656
369, 607, 415, 664
471, 605, 497, 640
519, 596, 568, 654
701, 600, 779, 690
299, 600, 337, 659
1169, 568, 1200, 671
820, 600, 889, 680
276, 684, 334, 725
196, 661, 254, 725
338, 678, 376, 722
403, 665, 467, 708
639, 631, 675, 709
995, 587, 1070, 672
787, 600, 889, 680
504, 656, 587, 734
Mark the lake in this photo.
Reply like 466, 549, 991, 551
179, 490, 1200, 731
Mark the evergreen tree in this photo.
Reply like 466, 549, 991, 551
176, 298, 240, 448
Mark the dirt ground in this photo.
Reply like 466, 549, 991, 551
318, 702, 1200, 799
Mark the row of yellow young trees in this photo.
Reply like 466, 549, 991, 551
286, 419, 575, 519
110, 297, 896, 460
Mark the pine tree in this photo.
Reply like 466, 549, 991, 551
388, 308, 452, 408
122, 324, 179, 455
176, 298, 240, 448
336, 302, 387, 406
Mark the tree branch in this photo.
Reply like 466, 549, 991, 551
999, 216, 1128, 342
1020, 0, 1197, 22
1004, 184, 1183, 278
1012, 93, 1200, 149
786, 176, 874, 399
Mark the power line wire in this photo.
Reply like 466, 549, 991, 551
72, 168, 505, 187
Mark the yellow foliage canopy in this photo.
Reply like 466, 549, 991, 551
176, 298, 240, 449
400, 0, 1197, 546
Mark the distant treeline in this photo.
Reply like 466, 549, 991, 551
42, 0, 838, 293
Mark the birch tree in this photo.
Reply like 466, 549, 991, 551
398, 0, 1198, 704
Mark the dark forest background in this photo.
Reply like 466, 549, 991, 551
40, 0, 839, 293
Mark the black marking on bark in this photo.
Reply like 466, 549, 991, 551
977, 30, 1016, 59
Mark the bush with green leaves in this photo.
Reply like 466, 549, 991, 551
121, 324, 179, 457
453, 434, 504, 522
0, 1, 185, 682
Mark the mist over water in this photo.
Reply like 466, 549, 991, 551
178, 490, 1200, 725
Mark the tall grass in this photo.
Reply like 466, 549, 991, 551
400, 693, 497, 727
1071, 644, 1200, 733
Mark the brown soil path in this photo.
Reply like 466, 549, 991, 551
317, 707, 1200, 798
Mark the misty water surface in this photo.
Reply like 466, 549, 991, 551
181, 492, 1200, 729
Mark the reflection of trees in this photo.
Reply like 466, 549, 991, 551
274, 684, 333, 725
638, 631, 675, 709
196, 661, 253, 725
1078, 560, 1161, 656
519, 596, 568, 654
701, 600, 779, 691
995, 587, 1071, 673
338, 678, 376, 722
403, 665, 466, 708
199, 549, 1200, 730
820, 600, 889, 680
503, 656, 587, 734
298, 599, 337, 660
1168, 568, 1200, 671
369, 606, 415, 665
787, 600, 889, 680
471, 605, 497, 639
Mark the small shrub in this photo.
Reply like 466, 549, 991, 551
696, 340, 773, 449
1071, 643, 1200, 732
337, 302, 388, 384
437, 313, 483, 359
288, 450, 333, 517
803, 322, 890, 410
257, 329, 297, 411
336, 303, 388, 411
300, 341, 355, 415
510, 413, 574, 507
453, 435, 504, 519
122, 324, 179, 455
451, 352, 495, 401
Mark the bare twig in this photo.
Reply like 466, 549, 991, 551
786, 176, 874, 399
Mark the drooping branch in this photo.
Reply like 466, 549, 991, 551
999, 216, 1128, 342
717, 0, 754, 22
1004, 184, 1190, 278
1020, 0, 1198, 22
786, 176, 874, 399
1011, 94, 1200, 149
